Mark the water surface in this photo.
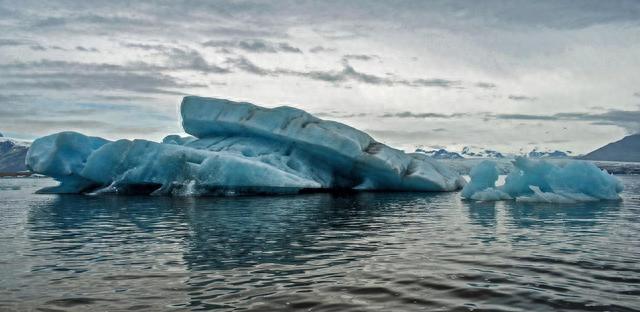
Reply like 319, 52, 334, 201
1, 177, 639, 311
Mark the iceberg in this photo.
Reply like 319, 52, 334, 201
461, 157, 623, 203
26, 96, 466, 195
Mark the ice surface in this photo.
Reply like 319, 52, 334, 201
26, 96, 466, 195
461, 157, 623, 203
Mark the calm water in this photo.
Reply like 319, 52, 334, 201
1, 177, 639, 312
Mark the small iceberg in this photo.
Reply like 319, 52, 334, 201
461, 157, 623, 203
26, 96, 466, 195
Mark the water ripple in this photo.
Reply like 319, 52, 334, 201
0, 177, 638, 311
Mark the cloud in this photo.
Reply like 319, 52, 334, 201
410, 78, 461, 88
203, 39, 302, 53
475, 82, 497, 89
380, 111, 470, 119
0, 99, 176, 138
494, 113, 556, 120
0, 39, 27, 46
162, 47, 230, 73
342, 54, 378, 61
0, 38, 45, 51
314, 111, 368, 118
224, 56, 272, 76
494, 109, 640, 132
122, 43, 230, 73
277, 42, 302, 53
309, 46, 336, 53
222, 56, 464, 88
0, 60, 206, 95
508, 95, 537, 101
75, 46, 99, 52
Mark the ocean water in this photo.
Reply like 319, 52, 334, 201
0, 177, 639, 312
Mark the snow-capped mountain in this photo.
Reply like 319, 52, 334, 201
415, 145, 573, 160
414, 148, 463, 159
460, 146, 505, 158
527, 148, 570, 158
0, 133, 30, 173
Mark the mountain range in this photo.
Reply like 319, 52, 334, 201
415, 146, 570, 160
0, 133, 29, 174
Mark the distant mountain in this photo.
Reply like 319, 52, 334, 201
0, 135, 30, 173
581, 134, 640, 162
461, 146, 505, 158
415, 148, 463, 159
527, 148, 570, 158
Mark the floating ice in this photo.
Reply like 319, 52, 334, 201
26, 96, 466, 195
461, 157, 623, 203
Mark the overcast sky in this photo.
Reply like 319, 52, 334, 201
1, 0, 639, 154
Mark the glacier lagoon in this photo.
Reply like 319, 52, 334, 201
1, 176, 639, 311
25, 96, 623, 204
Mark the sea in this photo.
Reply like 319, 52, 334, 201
0, 176, 638, 311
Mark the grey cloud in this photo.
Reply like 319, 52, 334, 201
278, 42, 302, 53
121, 42, 170, 51
203, 26, 284, 38
203, 39, 302, 53
494, 109, 640, 132
342, 54, 378, 61
75, 46, 99, 52
0, 60, 206, 95
31, 17, 66, 28
225, 56, 272, 76
163, 47, 230, 73
634, 92, 640, 98
410, 79, 461, 88
224, 57, 463, 88
0, 39, 25, 46
31, 14, 156, 30
508, 95, 537, 101
309, 46, 336, 53
0, 99, 175, 138
380, 112, 470, 119
0, 38, 48, 51
476, 82, 497, 89
94, 95, 156, 101
494, 114, 557, 120
122, 43, 230, 73
315, 111, 368, 118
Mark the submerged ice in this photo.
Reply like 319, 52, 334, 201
26, 96, 466, 195
461, 157, 623, 203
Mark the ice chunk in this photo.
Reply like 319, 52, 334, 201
461, 156, 623, 203
25, 131, 108, 193
26, 96, 466, 195
461, 160, 512, 201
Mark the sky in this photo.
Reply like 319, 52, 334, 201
1, 0, 639, 154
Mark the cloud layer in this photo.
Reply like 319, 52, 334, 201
1, 0, 639, 153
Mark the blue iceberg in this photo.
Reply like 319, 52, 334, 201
26, 96, 466, 195
461, 157, 623, 203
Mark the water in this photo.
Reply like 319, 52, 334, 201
1, 177, 639, 312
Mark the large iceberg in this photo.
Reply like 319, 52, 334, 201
461, 157, 623, 203
26, 96, 466, 195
